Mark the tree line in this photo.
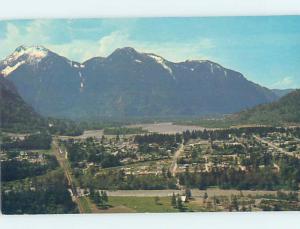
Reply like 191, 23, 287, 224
2, 132, 52, 150
178, 154, 300, 191
1, 154, 58, 182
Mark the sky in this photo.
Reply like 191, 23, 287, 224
0, 16, 299, 89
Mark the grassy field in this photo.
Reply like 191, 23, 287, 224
104, 196, 214, 213
106, 196, 179, 213
187, 199, 216, 212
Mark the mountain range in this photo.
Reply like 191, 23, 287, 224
1, 45, 278, 119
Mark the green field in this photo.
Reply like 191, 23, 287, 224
108, 196, 179, 213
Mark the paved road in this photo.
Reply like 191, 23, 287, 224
169, 143, 184, 176
254, 135, 300, 159
105, 188, 297, 197
52, 139, 85, 213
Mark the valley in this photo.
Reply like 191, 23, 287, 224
1, 45, 299, 214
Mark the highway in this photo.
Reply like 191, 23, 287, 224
52, 139, 85, 213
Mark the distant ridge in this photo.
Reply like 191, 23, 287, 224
271, 89, 295, 98
234, 89, 300, 125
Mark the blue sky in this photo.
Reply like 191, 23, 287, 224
0, 16, 299, 89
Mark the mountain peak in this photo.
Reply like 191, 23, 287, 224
0, 45, 49, 77
13, 45, 49, 59
2, 45, 49, 65
108, 47, 141, 59
15, 44, 48, 52
116, 47, 138, 53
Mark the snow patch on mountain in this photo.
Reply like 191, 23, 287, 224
210, 63, 214, 73
72, 63, 85, 68
186, 59, 207, 64
147, 54, 173, 77
1, 61, 25, 77
0, 46, 48, 76
78, 71, 85, 92
10, 45, 48, 63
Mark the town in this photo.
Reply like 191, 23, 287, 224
2, 124, 299, 213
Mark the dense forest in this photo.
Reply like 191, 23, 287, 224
182, 126, 290, 142
1, 155, 58, 182
79, 169, 177, 190
178, 154, 299, 191
1, 170, 78, 214
134, 133, 182, 145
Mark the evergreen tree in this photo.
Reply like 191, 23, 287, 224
171, 193, 176, 207
185, 188, 192, 200
102, 191, 108, 203
204, 192, 208, 201
93, 191, 102, 205
231, 195, 239, 211
177, 195, 184, 211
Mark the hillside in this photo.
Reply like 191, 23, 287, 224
271, 89, 295, 98
0, 46, 278, 119
234, 89, 300, 125
0, 76, 45, 132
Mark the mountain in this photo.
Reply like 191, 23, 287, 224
234, 89, 300, 125
271, 89, 295, 98
0, 45, 83, 117
0, 45, 278, 119
0, 76, 45, 132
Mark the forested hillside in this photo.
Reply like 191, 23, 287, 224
0, 76, 46, 132
235, 89, 300, 125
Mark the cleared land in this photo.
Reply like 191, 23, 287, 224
107, 196, 177, 213
127, 122, 206, 134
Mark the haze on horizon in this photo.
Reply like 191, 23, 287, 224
0, 16, 299, 89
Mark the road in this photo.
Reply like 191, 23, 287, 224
105, 188, 297, 198
253, 135, 300, 159
52, 139, 85, 213
169, 142, 184, 176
